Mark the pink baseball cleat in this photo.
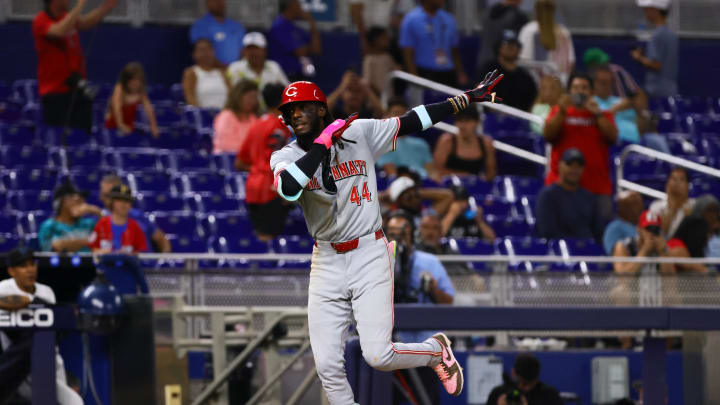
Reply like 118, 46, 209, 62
431, 333, 464, 396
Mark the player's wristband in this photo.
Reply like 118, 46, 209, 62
412, 105, 433, 130
285, 162, 310, 188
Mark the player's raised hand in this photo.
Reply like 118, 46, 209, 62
466, 69, 504, 103
314, 113, 359, 150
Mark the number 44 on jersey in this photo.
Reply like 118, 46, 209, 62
349, 182, 372, 206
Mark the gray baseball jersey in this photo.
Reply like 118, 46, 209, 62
270, 117, 400, 242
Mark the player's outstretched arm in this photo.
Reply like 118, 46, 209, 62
396, 70, 503, 136
274, 116, 358, 201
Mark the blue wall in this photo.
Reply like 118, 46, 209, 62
1, 21, 719, 97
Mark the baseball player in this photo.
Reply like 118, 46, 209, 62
270, 70, 503, 404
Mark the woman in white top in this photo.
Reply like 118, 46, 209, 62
518, 0, 575, 84
182, 38, 230, 109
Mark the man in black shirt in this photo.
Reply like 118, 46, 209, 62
536, 148, 605, 241
477, 30, 538, 112
486, 354, 562, 405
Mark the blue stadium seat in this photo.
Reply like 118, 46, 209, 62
113, 151, 161, 171
673, 95, 709, 115
151, 213, 200, 236
494, 132, 545, 177
2, 168, 59, 192
494, 176, 543, 201
137, 193, 187, 212
516, 195, 537, 224
11, 80, 38, 104
189, 193, 244, 213
443, 176, 494, 196
273, 235, 313, 269
666, 133, 699, 156
213, 153, 235, 173
20, 103, 42, 124
7, 191, 53, 212
486, 217, 531, 237
18, 212, 48, 235
183, 172, 229, 194
0, 101, 23, 124
0, 234, 21, 252
623, 156, 670, 179
691, 178, 720, 197
552, 238, 610, 272
283, 207, 308, 236
64, 147, 105, 169
150, 129, 198, 150
694, 117, 720, 135
483, 112, 529, 133
182, 106, 218, 134
496, 236, 553, 272
0, 215, 20, 235
648, 97, 673, 114
449, 237, 494, 271
1, 146, 51, 168
0, 124, 37, 146
41, 126, 93, 147
205, 213, 253, 237
128, 171, 174, 193
103, 131, 151, 148
475, 195, 515, 218
656, 112, 677, 134
166, 234, 208, 253
66, 169, 110, 192
170, 83, 184, 103
166, 150, 214, 171
210, 234, 269, 253
148, 85, 171, 101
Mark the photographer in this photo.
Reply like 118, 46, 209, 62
544, 72, 618, 225
486, 354, 562, 405
33, 0, 118, 133
385, 210, 454, 404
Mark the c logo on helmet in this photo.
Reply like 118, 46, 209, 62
313, 90, 320, 100
285, 86, 298, 97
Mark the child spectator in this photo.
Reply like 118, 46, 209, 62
89, 184, 147, 254
183, 38, 230, 109
235, 83, 292, 241
592, 65, 640, 144
38, 181, 102, 253
518, 0, 575, 83
362, 26, 399, 95
104, 62, 159, 137
530, 75, 563, 133
213, 80, 259, 154
433, 107, 496, 180
327, 70, 385, 119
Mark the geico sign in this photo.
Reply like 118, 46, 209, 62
0, 308, 54, 327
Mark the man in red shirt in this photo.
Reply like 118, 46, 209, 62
236, 83, 293, 241
33, 0, 117, 132
543, 71, 619, 224
89, 184, 148, 254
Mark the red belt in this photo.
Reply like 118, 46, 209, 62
317, 229, 385, 254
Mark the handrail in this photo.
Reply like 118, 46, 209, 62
35, 251, 720, 265
616, 143, 720, 198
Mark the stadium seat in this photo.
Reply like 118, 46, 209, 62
443, 176, 494, 196
0, 124, 36, 146
166, 234, 208, 253
103, 131, 150, 148
166, 150, 214, 171
150, 129, 198, 150
213, 153, 235, 173
516, 195, 537, 225
113, 150, 161, 171
205, 213, 253, 237
1, 146, 51, 168
486, 217, 531, 237
189, 193, 244, 213
150, 213, 201, 236
66, 169, 110, 192
11, 80, 37, 104
2, 168, 59, 192
148, 85, 171, 101
283, 207, 309, 236
552, 238, 610, 272
20, 103, 42, 124
18, 212, 48, 235
41, 126, 94, 147
449, 237, 495, 271
64, 147, 106, 169
496, 236, 553, 272
691, 178, 720, 197
136, 193, 187, 212
483, 112, 529, 133
182, 106, 218, 134
128, 171, 174, 194
0, 234, 21, 252
183, 172, 229, 194
495, 176, 543, 201
170, 83, 184, 103
475, 195, 515, 218
623, 156, 670, 179
7, 191, 53, 213
273, 235, 313, 269
0, 102, 23, 125
695, 116, 720, 135
210, 234, 269, 253
673, 95, 709, 115
0, 215, 20, 235
656, 112, 677, 134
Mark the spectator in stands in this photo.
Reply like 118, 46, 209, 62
486, 353, 562, 405
649, 167, 694, 238
662, 194, 720, 274
33, 0, 118, 133
399, 0, 468, 87
477, 0, 529, 67
0, 247, 83, 405
434, 107, 497, 180
636, 109, 671, 154
235, 83, 292, 241
90, 184, 147, 254
350, 0, 414, 57
99, 175, 171, 253
183, 38, 230, 109
213, 80, 259, 154
104, 62, 159, 138
327, 70, 384, 119
385, 210, 454, 404
376, 98, 436, 179
536, 148, 605, 240
385, 175, 454, 223
478, 30, 537, 112
190, 0, 245, 66
38, 181, 101, 253
584, 47, 642, 100
530, 74, 563, 134
592, 65, 641, 144
417, 212, 472, 275
268, 0, 322, 81
226, 32, 289, 91
632, 0, 678, 98
612, 210, 667, 276
443, 185, 496, 241
544, 72, 618, 223
603, 191, 644, 254
518, 0, 575, 83
362, 26, 400, 95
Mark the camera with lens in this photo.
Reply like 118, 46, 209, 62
393, 241, 419, 303
570, 92, 587, 107
506, 388, 524, 405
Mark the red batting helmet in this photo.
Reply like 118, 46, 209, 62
279, 81, 327, 112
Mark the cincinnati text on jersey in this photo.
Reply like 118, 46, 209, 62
330, 160, 369, 182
